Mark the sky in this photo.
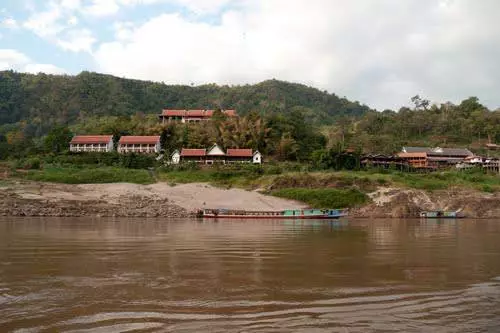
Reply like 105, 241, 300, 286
0, 0, 499, 111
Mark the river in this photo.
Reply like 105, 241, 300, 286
0, 218, 499, 332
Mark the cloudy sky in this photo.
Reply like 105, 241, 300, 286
0, 0, 499, 110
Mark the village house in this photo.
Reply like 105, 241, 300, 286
118, 136, 161, 154
170, 144, 262, 164
398, 147, 473, 169
178, 148, 206, 163
227, 149, 262, 164
70, 135, 114, 153
360, 154, 408, 170
158, 109, 237, 123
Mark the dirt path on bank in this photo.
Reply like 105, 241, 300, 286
0, 181, 307, 217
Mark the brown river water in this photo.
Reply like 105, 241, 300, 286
1, 218, 500, 332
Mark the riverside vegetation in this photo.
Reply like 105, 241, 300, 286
3, 153, 500, 209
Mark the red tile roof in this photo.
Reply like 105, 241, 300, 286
162, 109, 186, 116
187, 110, 206, 117
226, 149, 253, 157
71, 135, 113, 144
161, 109, 238, 118
181, 148, 206, 157
119, 136, 160, 144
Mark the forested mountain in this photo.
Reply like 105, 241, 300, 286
0, 70, 371, 136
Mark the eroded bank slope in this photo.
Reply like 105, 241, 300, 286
353, 187, 500, 218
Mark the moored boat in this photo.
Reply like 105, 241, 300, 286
419, 210, 464, 219
198, 208, 348, 219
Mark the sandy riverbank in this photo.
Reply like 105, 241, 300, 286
1, 180, 499, 218
0, 181, 307, 217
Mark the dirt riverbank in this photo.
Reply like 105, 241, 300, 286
0, 180, 499, 218
0, 181, 307, 218
352, 187, 500, 218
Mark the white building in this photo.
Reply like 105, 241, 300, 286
171, 150, 181, 164
253, 151, 262, 164
118, 136, 161, 154
70, 135, 114, 153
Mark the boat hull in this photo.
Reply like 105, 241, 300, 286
198, 208, 348, 220
419, 211, 464, 219
202, 214, 347, 219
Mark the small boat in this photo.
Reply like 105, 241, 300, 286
197, 208, 348, 219
419, 210, 464, 219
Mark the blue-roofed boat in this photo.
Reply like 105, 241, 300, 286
419, 210, 464, 219
198, 208, 348, 219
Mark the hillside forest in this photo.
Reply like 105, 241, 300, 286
0, 70, 499, 161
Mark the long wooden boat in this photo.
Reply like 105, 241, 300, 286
419, 210, 465, 219
198, 208, 348, 219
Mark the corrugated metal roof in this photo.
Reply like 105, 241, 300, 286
402, 147, 433, 153
403, 146, 472, 157
431, 148, 473, 156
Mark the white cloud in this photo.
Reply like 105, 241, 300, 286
67, 15, 79, 26
23, 63, 66, 74
0, 48, 66, 74
172, 0, 233, 14
23, 3, 64, 38
57, 28, 96, 53
60, 0, 82, 10
81, 0, 232, 17
113, 21, 136, 40
0, 49, 30, 70
2, 17, 18, 29
93, 0, 500, 110
84, 0, 120, 17
22, 1, 96, 53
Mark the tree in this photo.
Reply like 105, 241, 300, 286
411, 95, 430, 111
44, 126, 72, 153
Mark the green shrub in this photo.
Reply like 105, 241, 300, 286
23, 157, 41, 170
264, 165, 283, 175
482, 185, 495, 193
24, 166, 154, 184
46, 152, 158, 169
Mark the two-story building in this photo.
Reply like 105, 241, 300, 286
118, 136, 161, 154
398, 147, 473, 169
70, 135, 114, 153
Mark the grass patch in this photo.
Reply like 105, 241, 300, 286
157, 170, 217, 183
271, 188, 368, 208
21, 166, 154, 184
157, 167, 500, 193
157, 167, 263, 187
